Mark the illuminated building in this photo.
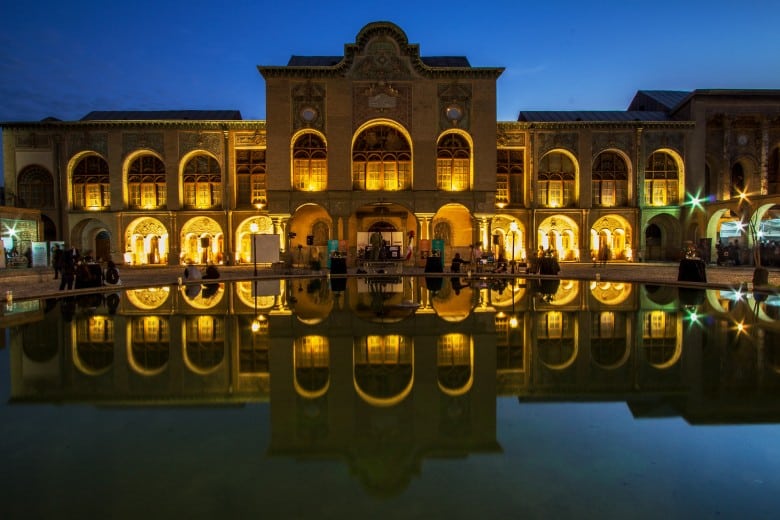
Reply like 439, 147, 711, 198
2, 22, 780, 266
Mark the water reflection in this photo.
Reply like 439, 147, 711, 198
4, 276, 780, 493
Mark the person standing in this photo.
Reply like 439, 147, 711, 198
59, 254, 76, 290
598, 242, 610, 267
52, 244, 63, 280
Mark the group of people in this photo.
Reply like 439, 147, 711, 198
53, 245, 121, 291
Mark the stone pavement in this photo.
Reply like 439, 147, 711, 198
0, 262, 775, 302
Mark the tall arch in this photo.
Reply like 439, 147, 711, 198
351, 119, 412, 191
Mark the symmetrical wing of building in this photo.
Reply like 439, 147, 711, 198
2, 21, 780, 267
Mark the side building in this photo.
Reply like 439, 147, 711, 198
2, 22, 779, 268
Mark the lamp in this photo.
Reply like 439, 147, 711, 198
250, 222, 259, 277
509, 221, 518, 274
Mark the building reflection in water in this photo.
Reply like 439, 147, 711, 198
4, 276, 780, 493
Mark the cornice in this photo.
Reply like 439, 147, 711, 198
1, 120, 267, 131
521, 121, 695, 130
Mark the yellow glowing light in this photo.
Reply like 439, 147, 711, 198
509, 316, 519, 329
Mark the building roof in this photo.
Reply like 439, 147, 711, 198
287, 56, 343, 67
518, 110, 669, 122
286, 55, 471, 68
628, 90, 691, 112
80, 110, 243, 121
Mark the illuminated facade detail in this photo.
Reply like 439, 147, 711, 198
592, 151, 628, 207
239, 316, 270, 374
496, 148, 524, 207
292, 132, 327, 191
17, 165, 55, 209
127, 154, 166, 209
537, 151, 576, 208
437, 334, 473, 395
590, 215, 632, 261
235, 148, 267, 207
436, 133, 471, 191
590, 311, 630, 370
179, 216, 224, 265
72, 155, 110, 210
73, 316, 115, 375
352, 124, 411, 191
124, 217, 168, 265
536, 311, 578, 370
182, 154, 221, 209
129, 316, 170, 375
293, 336, 330, 398
644, 151, 680, 207
642, 310, 682, 368
184, 316, 225, 374
353, 335, 414, 407
538, 215, 579, 261
4, 22, 780, 265
125, 286, 171, 310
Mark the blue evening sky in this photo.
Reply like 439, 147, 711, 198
1, 0, 778, 183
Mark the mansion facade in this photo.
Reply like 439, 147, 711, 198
2, 21, 780, 267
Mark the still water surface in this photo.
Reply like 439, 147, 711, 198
1, 276, 779, 518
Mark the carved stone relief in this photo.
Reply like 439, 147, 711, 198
643, 131, 685, 155
536, 132, 578, 156
592, 131, 633, 157
15, 133, 52, 148
181, 216, 223, 235
353, 82, 411, 129
292, 81, 326, 132
349, 36, 414, 81
497, 129, 525, 147
179, 132, 223, 161
123, 132, 164, 158
68, 131, 108, 157
438, 82, 471, 131
235, 131, 266, 147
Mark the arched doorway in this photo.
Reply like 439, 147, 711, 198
95, 230, 111, 263
644, 224, 662, 260
538, 215, 579, 261
591, 215, 633, 261
644, 213, 681, 261
179, 216, 225, 265
124, 217, 169, 265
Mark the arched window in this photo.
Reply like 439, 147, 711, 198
731, 162, 746, 197
592, 151, 628, 207
17, 166, 54, 208
644, 152, 679, 206
235, 149, 266, 207
497, 148, 524, 207
183, 154, 221, 209
437, 133, 470, 191
433, 220, 452, 245
127, 155, 166, 209
72, 155, 110, 210
769, 148, 780, 195
293, 133, 327, 191
537, 152, 575, 207
352, 125, 411, 191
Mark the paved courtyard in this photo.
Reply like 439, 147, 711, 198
1, 261, 775, 302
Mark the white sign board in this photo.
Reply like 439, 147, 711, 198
253, 234, 280, 264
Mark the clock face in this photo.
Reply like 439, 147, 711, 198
738, 134, 748, 146
445, 104, 463, 121
300, 106, 318, 122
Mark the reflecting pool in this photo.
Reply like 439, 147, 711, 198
2, 276, 780, 518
